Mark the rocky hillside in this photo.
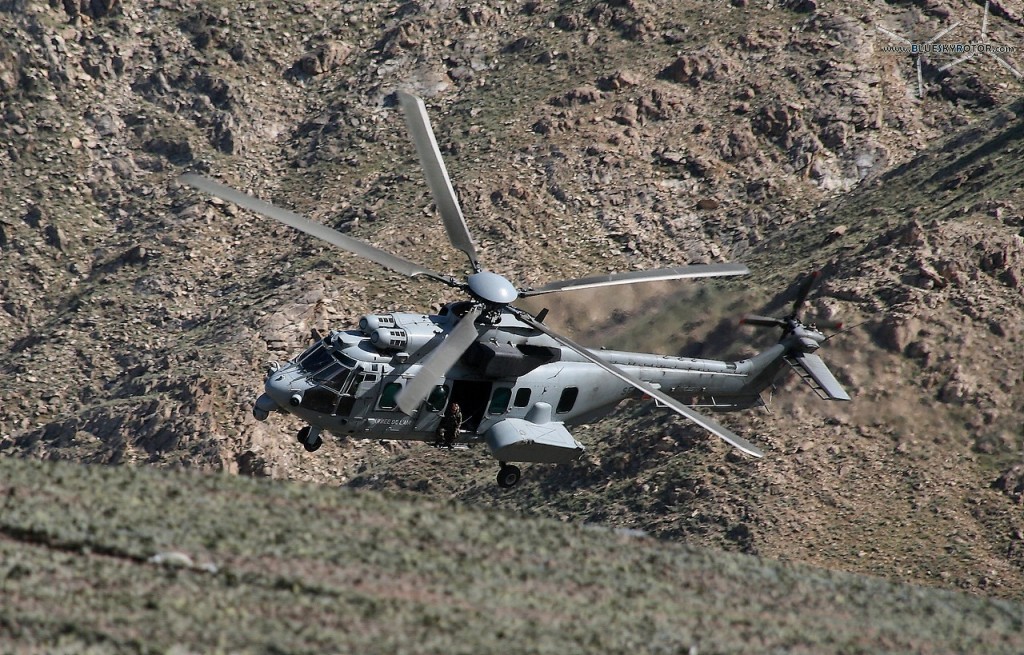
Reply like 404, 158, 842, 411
1, 0, 1023, 610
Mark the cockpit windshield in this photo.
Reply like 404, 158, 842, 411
298, 339, 334, 371
293, 342, 366, 416
297, 340, 359, 384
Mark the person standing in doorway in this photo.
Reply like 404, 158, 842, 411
436, 402, 463, 449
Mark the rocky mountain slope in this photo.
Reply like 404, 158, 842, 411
1, 0, 1022, 614
3, 456, 1023, 654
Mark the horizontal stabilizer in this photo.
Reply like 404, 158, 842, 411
788, 352, 851, 401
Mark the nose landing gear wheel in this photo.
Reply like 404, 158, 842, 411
496, 463, 521, 488
297, 426, 323, 453
303, 436, 323, 452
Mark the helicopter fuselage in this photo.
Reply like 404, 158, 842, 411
255, 304, 791, 447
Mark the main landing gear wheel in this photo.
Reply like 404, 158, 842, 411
297, 426, 323, 453
496, 463, 521, 489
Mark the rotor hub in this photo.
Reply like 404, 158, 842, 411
467, 271, 519, 305
791, 324, 823, 352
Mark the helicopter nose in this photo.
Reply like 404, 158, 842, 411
264, 365, 302, 409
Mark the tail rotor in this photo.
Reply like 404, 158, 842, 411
741, 271, 851, 401
741, 271, 843, 334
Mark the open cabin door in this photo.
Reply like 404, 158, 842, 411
449, 379, 493, 432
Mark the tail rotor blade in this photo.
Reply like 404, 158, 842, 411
396, 305, 484, 414
790, 270, 821, 318
740, 314, 787, 329
397, 91, 480, 272
511, 308, 764, 458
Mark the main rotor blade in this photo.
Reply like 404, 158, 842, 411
396, 305, 485, 415
511, 308, 764, 458
179, 174, 456, 286
519, 263, 750, 298
397, 91, 480, 272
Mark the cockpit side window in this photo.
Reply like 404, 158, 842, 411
336, 352, 358, 368
300, 386, 339, 414
324, 367, 352, 392
312, 361, 345, 384
302, 343, 364, 389
346, 372, 366, 393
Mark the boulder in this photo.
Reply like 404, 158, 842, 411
62, 0, 120, 20
658, 50, 733, 86
721, 123, 758, 161
873, 316, 922, 353
297, 41, 353, 76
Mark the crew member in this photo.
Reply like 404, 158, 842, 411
436, 402, 463, 449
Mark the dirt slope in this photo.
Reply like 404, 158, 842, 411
3, 456, 1023, 654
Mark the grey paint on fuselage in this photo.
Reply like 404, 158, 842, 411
266, 317, 790, 443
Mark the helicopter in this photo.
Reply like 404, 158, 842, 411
179, 91, 850, 488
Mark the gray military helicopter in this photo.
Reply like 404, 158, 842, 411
179, 91, 850, 488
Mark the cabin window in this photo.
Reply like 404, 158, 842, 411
425, 385, 449, 412
556, 387, 579, 414
513, 388, 532, 408
488, 387, 512, 415
378, 382, 402, 410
